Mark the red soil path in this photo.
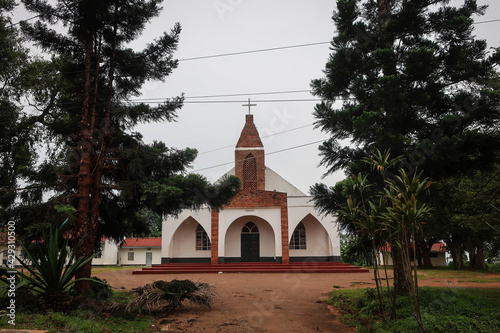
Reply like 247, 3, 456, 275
96, 269, 500, 333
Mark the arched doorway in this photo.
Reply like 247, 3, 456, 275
241, 222, 260, 262
223, 216, 276, 262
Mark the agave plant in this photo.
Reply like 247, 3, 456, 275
16, 226, 99, 312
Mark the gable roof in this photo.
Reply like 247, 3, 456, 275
121, 237, 161, 248
222, 166, 306, 196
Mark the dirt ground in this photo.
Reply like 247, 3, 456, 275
96, 269, 500, 333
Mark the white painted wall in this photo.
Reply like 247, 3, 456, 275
378, 251, 447, 267
219, 208, 282, 258
289, 213, 331, 257
118, 247, 161, 266
92, 239, 118, 265
160, 194, 342, 261
288, 196, 341, 257
170, 216, 211, 258
162, 208, 211, 258
0, 245, 23, 266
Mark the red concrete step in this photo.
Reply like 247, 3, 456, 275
132, 262, 369, 274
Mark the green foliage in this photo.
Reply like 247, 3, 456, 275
15, 226, 101, 311
340, 233, 374, 266
0, 267, 43, 313
313, 0, 500, 178
486, 263, 500, 273
328, 287, 500, 332
311, 0, 500, 276
9, 0, 242, 252
0, 1, 39, 225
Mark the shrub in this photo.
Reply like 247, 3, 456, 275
486, 263, 500, 273
126, 279, 215, 312
15, 227, 101, 312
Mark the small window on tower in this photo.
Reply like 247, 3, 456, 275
243, 153, 257, 189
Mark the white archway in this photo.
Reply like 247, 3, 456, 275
289, 213, 331, 259
224, 215, 276, 261
169, 216, 211, 260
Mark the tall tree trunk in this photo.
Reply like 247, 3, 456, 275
421, 247, 433, 268
74, 33, 96, 294
473, 245, 486, 269
392, 242, 410, 295
446, 239, 463, 270
417, 240, 434, 268
469, 244, 486, 270
74, 4, 120, 294
376, 0, 410, 296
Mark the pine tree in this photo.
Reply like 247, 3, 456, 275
311, 0, 500, 294
0, 0, 38, 224
19, 0, 241, 293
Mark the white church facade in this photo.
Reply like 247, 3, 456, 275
161, 114, 341, 264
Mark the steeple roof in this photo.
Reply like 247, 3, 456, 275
236, 114, 263, 148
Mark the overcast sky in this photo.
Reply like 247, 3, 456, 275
14, 0, 500, 194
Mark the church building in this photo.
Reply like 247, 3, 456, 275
161, 114, 341, 264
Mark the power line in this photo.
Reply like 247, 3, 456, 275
177, 42, 329, 62
198, 123, 314, 155
7, 16, 500, 79
6, 15, 40, 28
192, 139, 324, 172
126, 98, 322, 105
473, 18, 500, 25
130, 89, 312, 102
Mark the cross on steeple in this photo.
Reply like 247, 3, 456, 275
242, 98, 257, 115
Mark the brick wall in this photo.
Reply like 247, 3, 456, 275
210, 209, 219, 265
235, 150, 265, 190
211, 189, 290, 264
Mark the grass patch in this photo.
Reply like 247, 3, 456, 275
457, 277, 500, 283
0, 311, 156, 333
416, 267, 498, 280
327, 287, 500, 332
368, 266, 500, 281
90, 265, 143, 274
0, 289, 156, 333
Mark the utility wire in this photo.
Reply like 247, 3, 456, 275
192, 139, 325, 172
131, 89, 312, 102
177, 42, 329, 62
198, 123, 314, 155
6, 14, 40, 28
174, 99, 321, 104
6, 16, 500, 78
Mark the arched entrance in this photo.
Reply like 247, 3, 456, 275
223, 215, 276, 262
241, 222, 260, 262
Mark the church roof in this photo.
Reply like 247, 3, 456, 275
236, 114, 263, 148
223, 167, 306, 196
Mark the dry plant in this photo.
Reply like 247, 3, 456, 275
122, 279, 215, 313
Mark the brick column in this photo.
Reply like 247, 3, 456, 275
211, 209, 219, 265
280, 201, 289, 264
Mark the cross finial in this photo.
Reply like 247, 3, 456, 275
242, 98, 257, 115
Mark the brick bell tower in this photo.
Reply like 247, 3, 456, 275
235, 114, 266, 190
211, 112, 289, 265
